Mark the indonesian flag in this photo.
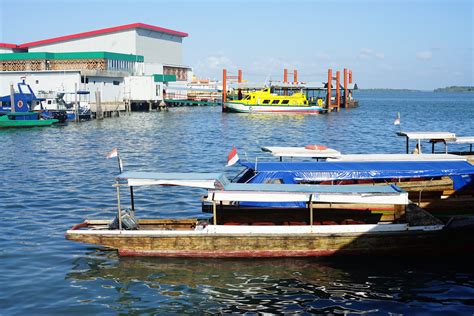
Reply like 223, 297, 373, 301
226, 146, 239, 166
394, 112, 401, 125
106, 147, 118, 159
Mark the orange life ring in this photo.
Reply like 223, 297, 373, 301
305, 144, 328, 150
17, 100, 24, 108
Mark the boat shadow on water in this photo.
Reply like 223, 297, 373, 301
66, 249, 474, 314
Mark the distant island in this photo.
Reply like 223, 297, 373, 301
433, 86, 474, 92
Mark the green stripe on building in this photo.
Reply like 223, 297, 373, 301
153, 74, 177, 82
0, 51, 144, 62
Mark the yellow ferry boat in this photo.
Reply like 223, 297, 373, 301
224, 88, 326, 114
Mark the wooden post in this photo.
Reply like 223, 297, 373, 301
212, 200, 217, 225
74, 83, 79, 122
293, 70, 298, 84
9, 83, 15, 113
336, 70, 341, 110
343, 68, 348, 108
283, 68, 288, 83
238, 69, 242, 83
327, 69, 332, 108
95, 90, 103, 120
116, 183, 123, 230
309, 194, 314, 226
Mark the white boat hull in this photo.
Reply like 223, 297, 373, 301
224, 102, 325, 114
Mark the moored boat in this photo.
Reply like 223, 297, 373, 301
66, 170, 474, 257
0, 112, 58, 128
235, 145, 474, 217
224, 88, 326, 114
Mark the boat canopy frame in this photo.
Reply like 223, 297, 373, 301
113, 171, 409, 228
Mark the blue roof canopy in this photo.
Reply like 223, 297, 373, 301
239, 160, 474, 188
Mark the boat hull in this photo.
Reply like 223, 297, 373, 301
0, 118, 58, 128
66, 220, 474, 258
224, 102, 326, 114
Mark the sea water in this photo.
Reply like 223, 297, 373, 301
1, 91, 473, 314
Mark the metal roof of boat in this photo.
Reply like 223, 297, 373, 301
207, 183, 407, 204
261, 146, 342, 158
116, 171, 230, 188
397, 131, 456, 140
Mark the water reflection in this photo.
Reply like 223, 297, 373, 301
66, 250, 474, 314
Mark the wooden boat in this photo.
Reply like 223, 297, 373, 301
234, 146, 474, 217
224, 88, 326, 114
66, 171, 474, 257
0, 112, 58, 128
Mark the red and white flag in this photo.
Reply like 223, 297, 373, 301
393, 112, 401, 125
226, 146, 239, 166
106, 147, 118, 159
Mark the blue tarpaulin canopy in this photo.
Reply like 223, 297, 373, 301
239, 160, 474, 190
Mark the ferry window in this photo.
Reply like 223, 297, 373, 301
113, 80, 120, 85
272, 100, 279, 104
281, 100, 289, 104
262, 100, 270, 104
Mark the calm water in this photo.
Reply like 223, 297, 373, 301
1, 91, 473, 315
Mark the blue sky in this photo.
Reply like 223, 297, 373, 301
1, 0, 472, 89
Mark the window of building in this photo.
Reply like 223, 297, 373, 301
156, 85, 161, 96
113, 81, 120, 85
35, 80, 39, 84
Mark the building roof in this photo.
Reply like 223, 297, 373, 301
16, 23, 188, 49
0, 43, 18, 49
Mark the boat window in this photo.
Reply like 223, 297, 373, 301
244, 95, 250, 100
281, 100, 289, 104
47, 100, 52, 105
272, 100, 279, 104
262, 100, 270, 104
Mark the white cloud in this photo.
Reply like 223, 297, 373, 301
358, 48, 384, 60
416, 51, 433, 60
375, 53, 385, 60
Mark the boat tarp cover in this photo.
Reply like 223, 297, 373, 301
239, 160, 474, 190
238, 160, 474, 207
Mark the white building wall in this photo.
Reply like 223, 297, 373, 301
0, 47, 15, 54
143, 62, 164, 76
135, 29, 183, 65
27, 30, 137, 54
124, 76, 162, 101
0, 72, 80, 96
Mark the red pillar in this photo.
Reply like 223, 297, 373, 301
336, 70, 341, 110
223, 69, 227, 107
284, 69, 288, 83
349, 70, 353, 84
327, 69, 332, 108
293, 70, 298, 84
343, 68, 348, 107
238, 69, 242, 83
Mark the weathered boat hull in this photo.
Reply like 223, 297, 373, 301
66, 220, 474, 258
224, 102, 326, 114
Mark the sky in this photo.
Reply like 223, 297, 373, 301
0, 0, 472, 90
